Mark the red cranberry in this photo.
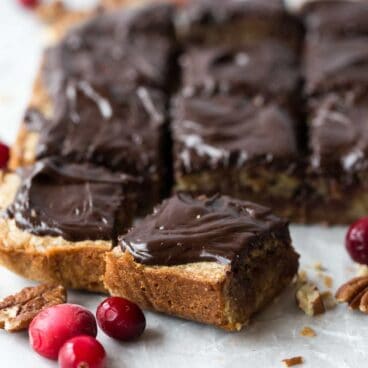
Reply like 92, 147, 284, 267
29, 304, 97, 360
0, 142, 9, 169
19, 0, 40, 9
58, 336, 106, 368
96, 297, 146, 341
346, 217, 368, 265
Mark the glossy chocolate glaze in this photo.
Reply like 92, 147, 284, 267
180, 41, 300, 99
304, 37, 368, 95
42, 3, 176, 98
177, 0, 286, 28
37, 82, 166, 177
302, 0, 368, 39
309, 90, 368, 174
120, 193, 289, 266
172, 94, 299, 174
7, 159, 137, 242
176, 0, 304, 50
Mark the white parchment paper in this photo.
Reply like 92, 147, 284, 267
0, 1, 365, 367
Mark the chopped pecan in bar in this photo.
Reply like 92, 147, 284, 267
0, 284, 66, 332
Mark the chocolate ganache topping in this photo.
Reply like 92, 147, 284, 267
120, 193, 289, 266
36, 81, 166, 176
181, 41, 300, 98
42, 3, 175, 98
7, 159, 137, 242
309, 91, 368, 174
304, 37, 368, 95
302, 0, 368, 39
172, 94, 299, 174
177, 0, 286, 28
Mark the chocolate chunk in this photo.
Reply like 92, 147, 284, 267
180, 41, 300, 100
7, 159, 138, 242
172, 94, 300, 174
308, 90, 368, 174
120, 193, 289, 266
304, 37, 368, 95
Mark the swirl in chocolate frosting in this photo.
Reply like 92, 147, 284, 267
172, 94, 299, 174
37, 81, 166, 176
120, 193, 289, 266
181, 41, 300, 99
309, 91, 368, 174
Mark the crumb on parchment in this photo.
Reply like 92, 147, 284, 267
300, 326, 316, 337
282, 356, 304, 367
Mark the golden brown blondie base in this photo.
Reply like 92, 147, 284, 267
104, 237, 298, 331
0, 172, 111, 292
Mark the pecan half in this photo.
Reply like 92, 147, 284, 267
0, 284, 66, 332
335, 276, 368, 313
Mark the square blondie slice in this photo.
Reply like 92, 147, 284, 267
305, 90, 368, 224
171, 93, 306, 220
104, 193, 299, 330
0, 158, 138, 292
35, 83, 167, 213
10, 2, 177, 171
175, 0, 303, 51
180, 40, 301, 105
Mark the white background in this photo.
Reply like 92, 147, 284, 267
0, 1, 366, 367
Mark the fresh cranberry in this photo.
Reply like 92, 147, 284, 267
96, 297, 146, 341
0, 142, 9, 169
346, 217, 368, 265
29, 304, 97, 360
19, 0, 40, 9
58, 336, 106, 368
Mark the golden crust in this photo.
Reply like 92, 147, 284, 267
36, 0, 94, 42
104, 243, 298, 331
9, 126, 39, 170
0, 173, 111, 292
104, 249, 235, 329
